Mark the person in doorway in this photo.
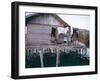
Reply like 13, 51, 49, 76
51, 27, 56, 44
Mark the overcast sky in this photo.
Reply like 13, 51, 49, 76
58, 14, 90, 30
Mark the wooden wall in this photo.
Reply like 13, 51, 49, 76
26, 24, 52, 46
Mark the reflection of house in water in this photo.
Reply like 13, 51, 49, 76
25, 13, 71, 46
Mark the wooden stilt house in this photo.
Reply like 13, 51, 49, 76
25, 13, 71, 46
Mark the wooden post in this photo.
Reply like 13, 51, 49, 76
56, 47, 59, 67
31, 48, 33, 55
39, 48, 44, 67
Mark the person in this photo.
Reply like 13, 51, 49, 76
71, 29, 78, 45
66, 30, 71, 46
51, 27, 56, 44
64, 34, 67, 45
64, 26, 71, 46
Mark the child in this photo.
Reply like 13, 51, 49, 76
64, 35, 67, 45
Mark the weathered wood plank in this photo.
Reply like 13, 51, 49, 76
29, 14, 63, 26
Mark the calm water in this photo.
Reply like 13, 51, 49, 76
25, 51, 89, 68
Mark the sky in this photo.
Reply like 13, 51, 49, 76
58, 14, 90, 30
